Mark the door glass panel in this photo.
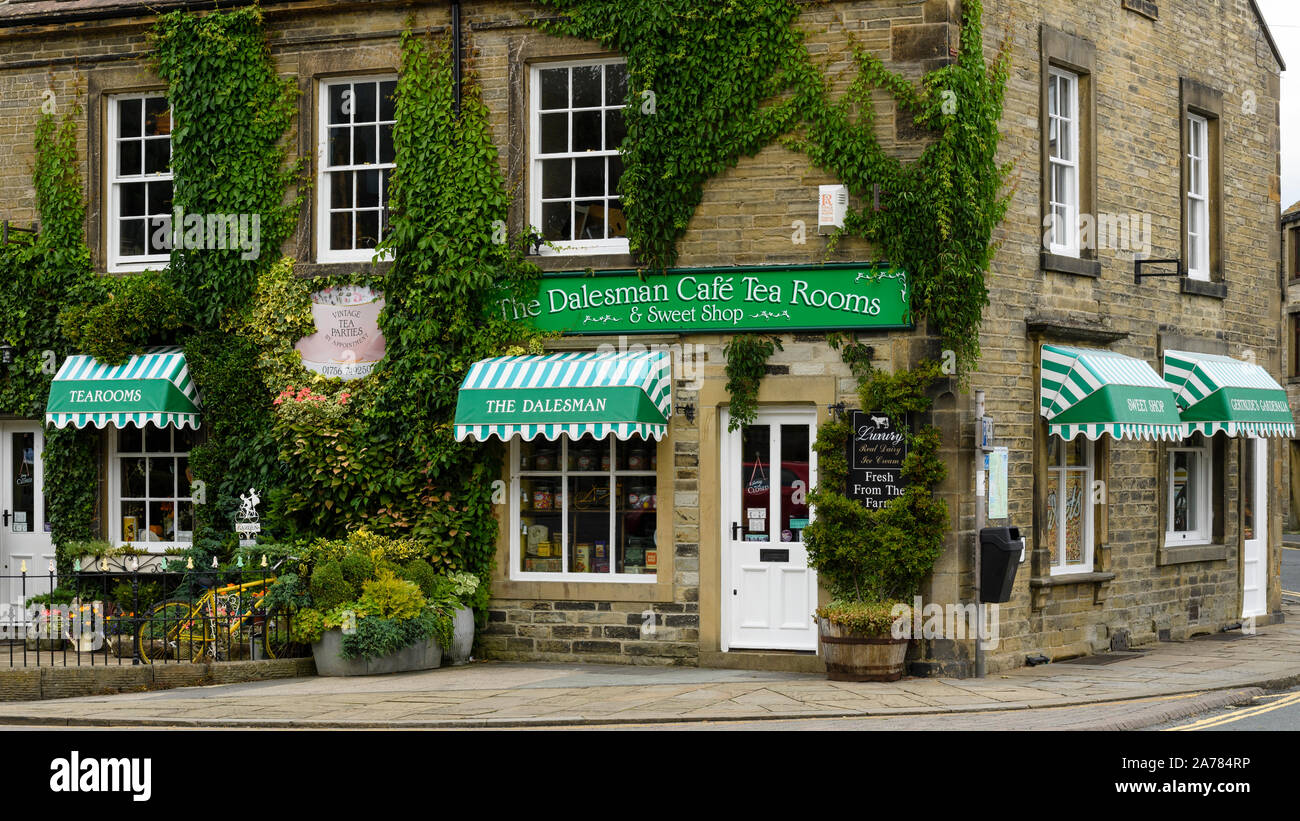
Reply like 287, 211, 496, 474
1242, 441, 1256, 541
740, 425, 770, 542
11, 433, 35, 533
779, 424, 810, 542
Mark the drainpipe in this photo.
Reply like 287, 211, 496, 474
974, 390, 986, 678
451, 0, 463, 116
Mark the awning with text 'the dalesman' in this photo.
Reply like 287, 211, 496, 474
453, 350, 671, 442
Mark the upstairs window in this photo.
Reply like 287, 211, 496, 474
317, 76, 397, 263
107, 94, 172, 272
1046, 68, 1080, 257
530, 59, 629, 256
1186, 113, 1210, 280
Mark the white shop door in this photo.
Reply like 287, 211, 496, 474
721, 408, 818, 651
1241, 437, 1267, 619
0, 422, 56, 623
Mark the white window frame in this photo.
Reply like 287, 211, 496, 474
508, 436, 657, 583
1186, 112, 1211, 281
106, 92, 173, 273
1165, 436, 1212, 546
316, 74, 397, 264
1047, 435, 1094, 576
529, 57, 630, 257
107, 428, 195, 554
1046, 68, 1080, 258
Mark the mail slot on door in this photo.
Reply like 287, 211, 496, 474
759, 549, 790, 563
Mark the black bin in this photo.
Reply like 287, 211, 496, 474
979, 526, 1023, 603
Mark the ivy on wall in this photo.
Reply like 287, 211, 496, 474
14, 2, 1009, 606
148, 6, 305, 541
0, 109, 102, 569
363, 28, 543, 586
799, 0, 1009, 373
150, 5, 303, 329
722, 333, 783, 431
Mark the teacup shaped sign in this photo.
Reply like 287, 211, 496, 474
294, 285, 386, 379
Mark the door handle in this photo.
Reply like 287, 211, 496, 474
1, 510, 8, 528
731, 522, 742, 540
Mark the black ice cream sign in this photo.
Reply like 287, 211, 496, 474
846, 410, 908, 508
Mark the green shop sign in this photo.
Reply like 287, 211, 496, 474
495, 263, 911, 335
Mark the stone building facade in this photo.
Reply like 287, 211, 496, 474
0, 0, 1289, 676
1284, 200, 1300, 529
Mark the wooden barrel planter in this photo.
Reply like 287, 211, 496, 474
819, 618, 909, 682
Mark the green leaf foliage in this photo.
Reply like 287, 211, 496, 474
722, 334, 783, 431
803, 362, 948, 607
797, 0, 1009, 373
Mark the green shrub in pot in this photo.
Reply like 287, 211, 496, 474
803, 360, 947, 635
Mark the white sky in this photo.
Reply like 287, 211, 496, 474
1255, 0, 1300, 209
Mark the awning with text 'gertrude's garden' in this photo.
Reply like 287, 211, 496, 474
45, 347, 202, 430
453, 350, 671, 443
1040, 344, 1183, 441
1163, 350, 1296, 437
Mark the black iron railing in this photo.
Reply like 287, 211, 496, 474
0, 566, 307, 667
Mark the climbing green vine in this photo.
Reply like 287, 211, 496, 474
0, 107, 101, 568
800, 0, 1009, 373
722, 334, 783, 431
147, 6, 305, 539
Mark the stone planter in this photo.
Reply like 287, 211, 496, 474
311, 629, 441, 677
443, 607, 474, 666
819, 617, 909, 682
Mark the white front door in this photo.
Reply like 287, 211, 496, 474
0, 422, 55, 616
721, 407, 819, 651
1242, 437, 1267, 619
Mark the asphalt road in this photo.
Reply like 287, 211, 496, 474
1153, 684, 1300, 731
540, 690, 1265, 731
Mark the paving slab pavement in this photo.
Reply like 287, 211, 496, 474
0, 602, 1296, 729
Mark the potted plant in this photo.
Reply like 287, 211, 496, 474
281, 529, 476, 676
803, 362, 948, 681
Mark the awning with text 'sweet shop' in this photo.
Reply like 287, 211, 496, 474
45, 347, 202, 430
1040, 344, 1183, 441
454, 351, 672, 443
1163, 349, 1296, 437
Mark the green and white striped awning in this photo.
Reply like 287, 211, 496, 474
45, 347, 202, 430
1163, 349, 1295, 437
454, 350, 672, 443
1041, 344, 1183, 441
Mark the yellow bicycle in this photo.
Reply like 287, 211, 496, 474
135, 572, 297, 663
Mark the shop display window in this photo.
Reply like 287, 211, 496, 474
112, 426, 195, 548
513, 435, 657, 579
